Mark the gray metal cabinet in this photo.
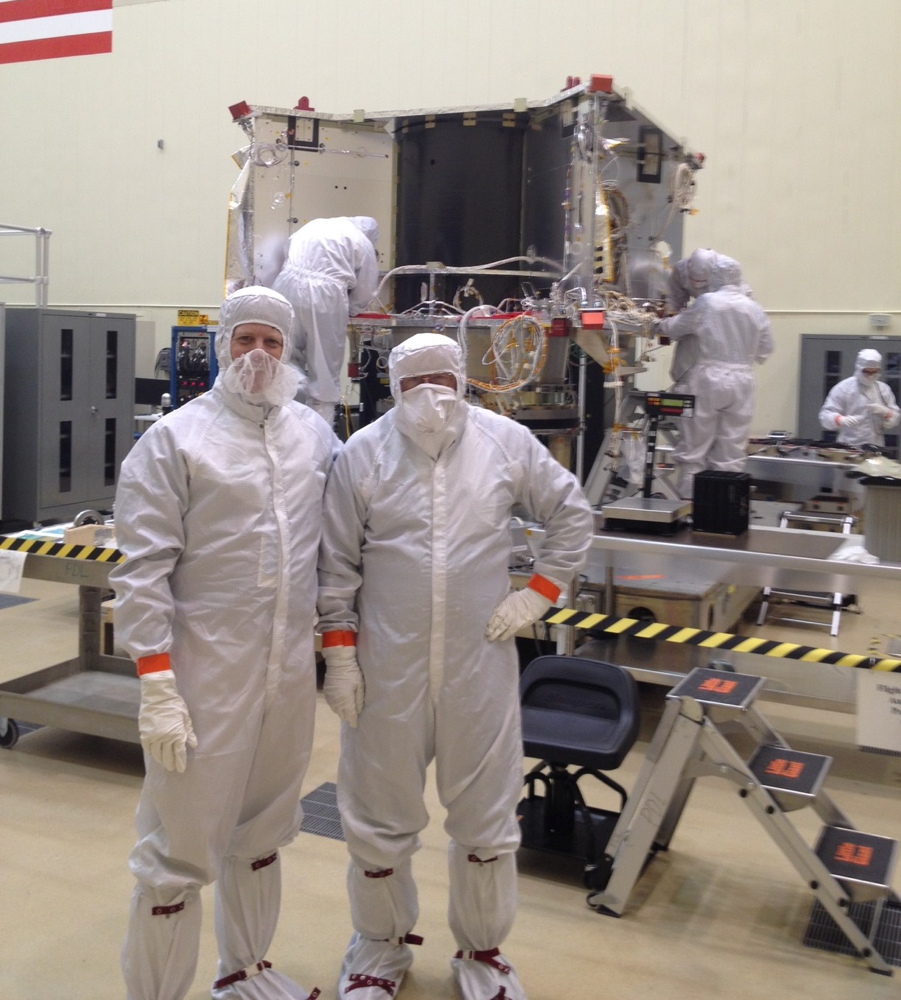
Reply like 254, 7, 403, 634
3, 308, 135, 523
797, 333, 901, 459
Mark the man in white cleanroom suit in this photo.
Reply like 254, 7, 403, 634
273, 216, 380, 424
111, 286, 338, 1000
317, 333, 594, 1000
655, 256, 773, 497
819, 348, 901, 448
665, 248, 754, 384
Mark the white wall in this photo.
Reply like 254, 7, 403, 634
1, 0, 899, 424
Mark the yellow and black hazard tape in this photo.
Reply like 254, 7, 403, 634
541, 607, 901, 673
0, 534, 123, 563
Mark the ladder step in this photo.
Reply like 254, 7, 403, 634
747, 745, 832, 811
814, 826, 899, 902
668, 667, 765, 717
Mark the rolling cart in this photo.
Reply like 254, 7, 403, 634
0, 532, 138, 748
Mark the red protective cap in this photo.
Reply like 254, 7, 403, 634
580, 310, 606, 329
228, 100, 252, 120
295, 96, 315, 111
588, 74, 614, 94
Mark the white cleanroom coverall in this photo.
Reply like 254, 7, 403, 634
657, 261, 773, 497
818, 348, 901, 448
273, 215, 379, 422
111, 286, 337, 1000
666, 249, 752, 382
318, 333, 594, 1000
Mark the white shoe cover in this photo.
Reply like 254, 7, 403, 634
451, 952, 526, 1000
337, 932, 415, 998
211, 965, 320, 999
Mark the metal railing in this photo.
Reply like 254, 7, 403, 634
0, 223, 51, 306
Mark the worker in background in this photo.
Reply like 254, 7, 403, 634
819, 348, 901, 448
273, 216, 380, 425
111, 286, 338, 1000
667, 247, 720, 313
666, 247, 754, 385
654, 256, 773, 497
317, 333, 594, 1000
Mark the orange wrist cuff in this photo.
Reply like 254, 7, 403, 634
137, 652, 171, 676
528, 574, 561, 603
321, 630, 357, 648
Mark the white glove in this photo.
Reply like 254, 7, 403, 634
486, 586, 553, 642
322, 644, 364, 727
867, 402, 892, 418
139, 670, 197, 772
839, 413, 863, 428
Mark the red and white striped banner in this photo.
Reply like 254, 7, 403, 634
0, 0, 112, 65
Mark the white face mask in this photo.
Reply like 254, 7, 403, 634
396, 383, 459, 435
857, 370, 880, 387
222, 348, 300, 406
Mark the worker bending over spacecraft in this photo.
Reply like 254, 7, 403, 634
655, 254, 773, 497
273, 215, 380, 424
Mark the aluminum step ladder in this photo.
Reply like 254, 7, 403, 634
586, 667, 898, 975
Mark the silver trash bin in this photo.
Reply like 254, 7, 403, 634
860, 475, 901, 562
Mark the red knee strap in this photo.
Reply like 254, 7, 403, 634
454, 948, 511, 974
383, 932, 423, 946
467, 853, 499, 864
364, 867, 394, 878
251, 851, 278, 871
151, 902, 184, 916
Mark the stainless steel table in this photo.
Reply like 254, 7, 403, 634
0, 534, 138, 747
745, 452, 865, 511
582, 520, 901, 597
526, 519, 901, 710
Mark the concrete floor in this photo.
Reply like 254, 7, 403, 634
1, 573, 900, 999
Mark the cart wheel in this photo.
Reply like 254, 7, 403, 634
0, 718, 20, 748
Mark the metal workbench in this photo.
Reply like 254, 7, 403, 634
0, 534, 138, 748
745, 451, 866, 510
581, 519, 901, 596
526, 517, 901, 710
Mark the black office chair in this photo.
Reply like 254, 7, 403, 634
518, 654, 640, 888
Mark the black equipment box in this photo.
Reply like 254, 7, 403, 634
692, 471, 751, 535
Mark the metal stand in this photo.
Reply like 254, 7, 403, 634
756, 510, 857, 636
587, 667, 898, 975
583, 390, 683, 506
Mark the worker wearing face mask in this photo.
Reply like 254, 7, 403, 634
111, 286, 338, 1000
317, 332, 593, 1000
819, 348, 901, 448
